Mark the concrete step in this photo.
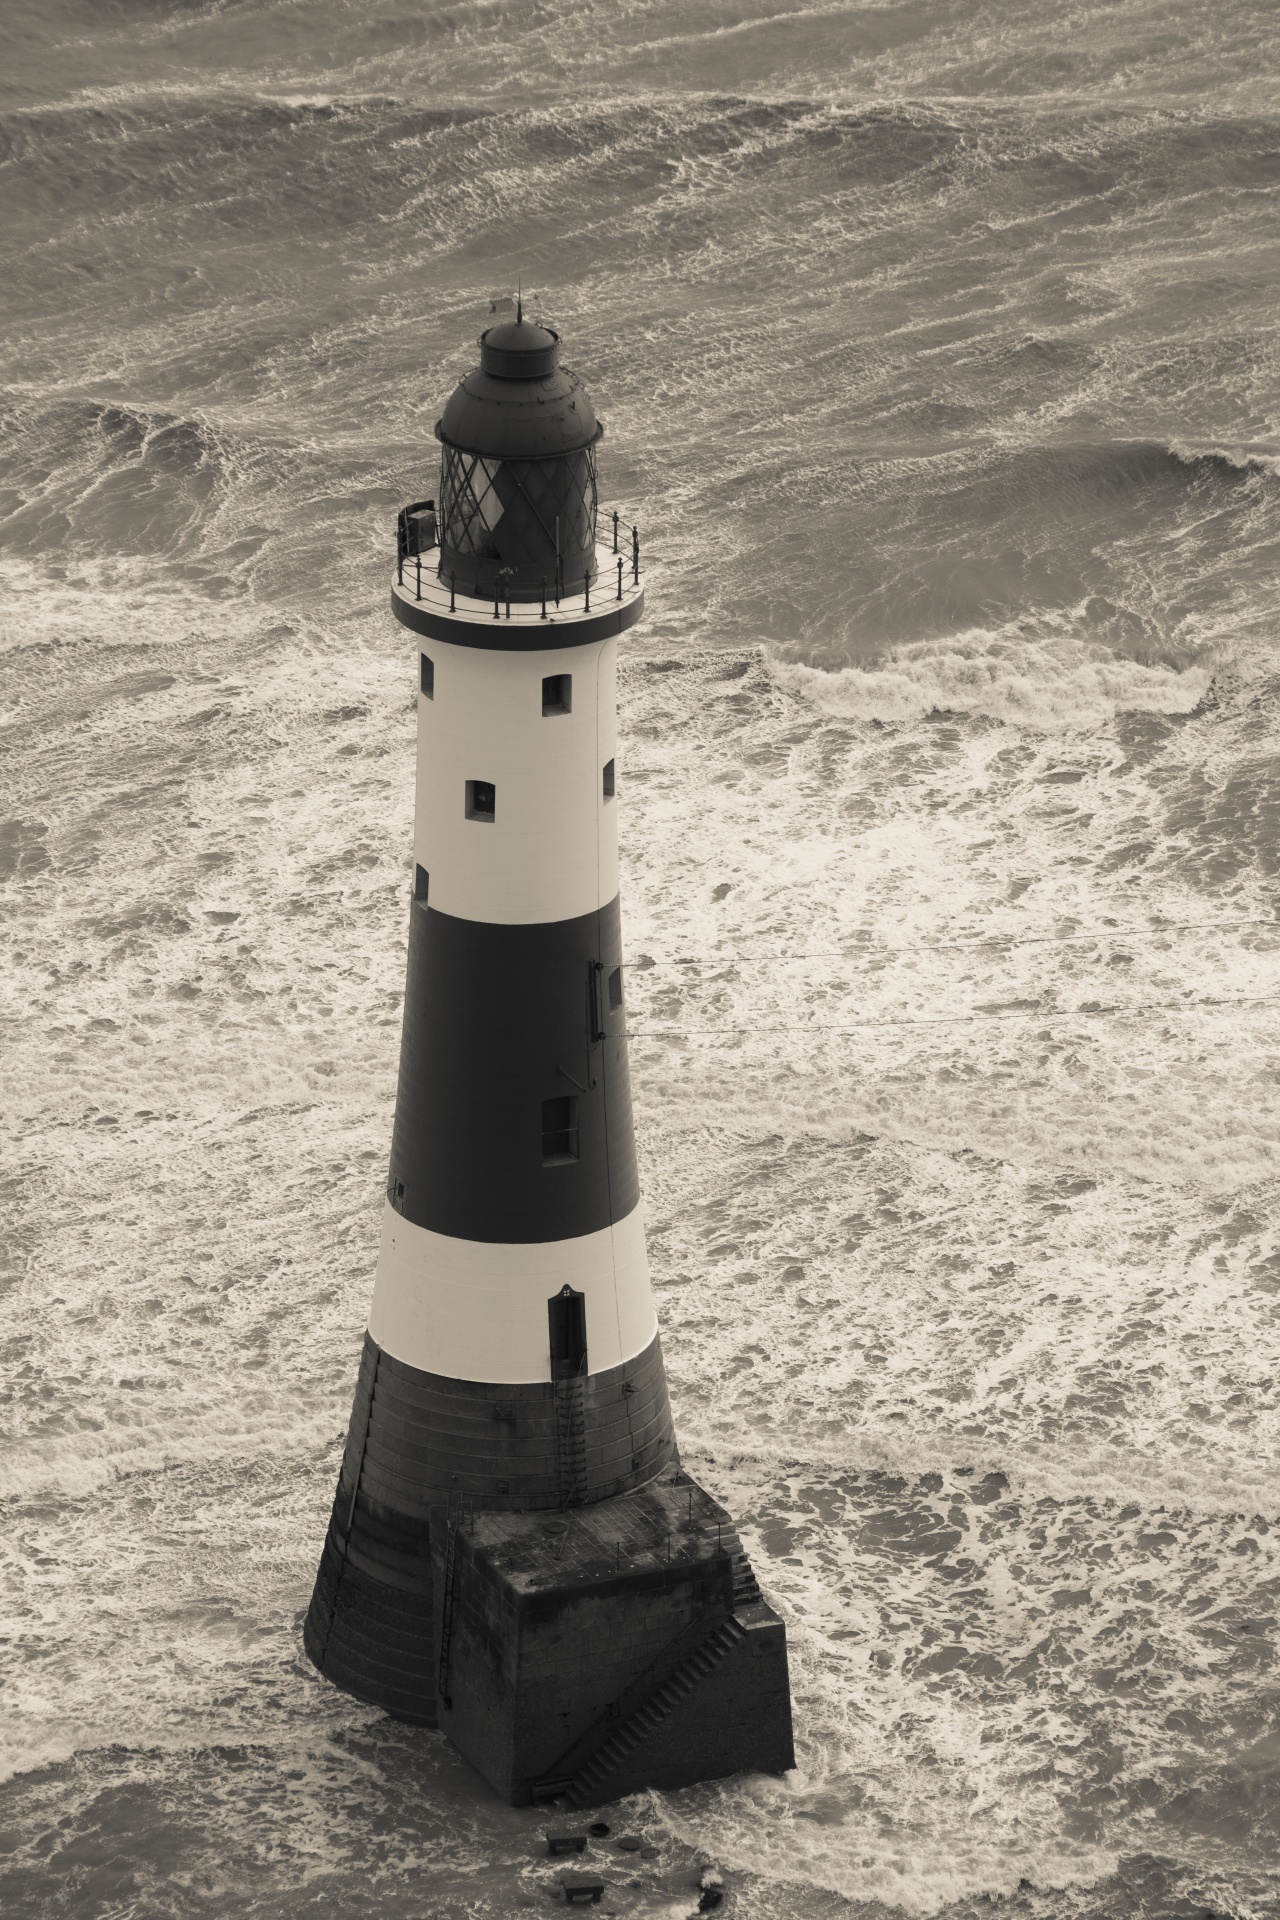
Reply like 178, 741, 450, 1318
563, 1619, 746, 1808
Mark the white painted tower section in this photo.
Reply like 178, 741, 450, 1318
412, 632, 618, 925
368, 1204, 654, 1384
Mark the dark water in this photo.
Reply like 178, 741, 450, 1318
3, 3, 1280, 1916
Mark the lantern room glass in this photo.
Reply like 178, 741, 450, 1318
438, 443, 599, 599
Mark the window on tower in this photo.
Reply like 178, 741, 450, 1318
541, 1095, 579, 1165
603, 758, 615, 799
414, 864, 429, 903
420, 654, 435, 698
542, 673, 571, 716
608, 966, 623, 1011
548, 1285, 588, 1375
465, 780, 496, 822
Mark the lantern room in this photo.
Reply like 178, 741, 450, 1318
433, 308, 603, 602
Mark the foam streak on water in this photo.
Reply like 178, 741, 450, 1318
2, 3, 1279, 1916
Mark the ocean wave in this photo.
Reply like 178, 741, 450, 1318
769, 620, 1215, 729
948, 437, 1277, 520
737, 429, 1276, 673
0, 396, 236, 563
1169, 440, 1280, 481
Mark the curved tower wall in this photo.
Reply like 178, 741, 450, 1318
370, 619, 652, 1384
411, 634, 618, 925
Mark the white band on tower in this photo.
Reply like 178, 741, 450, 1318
368, 1199, 656, 1383
412, 631, 618, 925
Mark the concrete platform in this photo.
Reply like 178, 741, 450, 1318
430, 1468, 794, 1805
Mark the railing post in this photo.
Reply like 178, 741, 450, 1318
632, 525, 639, 585
415, 555, 421, 601
616, 557, 623, 601
584, 570, 591, 613
449, 572, 456, 612
612, 509, 619, 554
541, 577, 548, 619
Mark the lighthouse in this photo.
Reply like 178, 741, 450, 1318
304, 307, 794, 1806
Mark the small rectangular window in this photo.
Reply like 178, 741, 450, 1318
602, 758, 615, 799
608, 966, 623, 1012
414, 864, 429, 903
420, 654, 435, 698
542, 673, 572, 716
465, 779, 496, 822
541, 1095, 579, 1165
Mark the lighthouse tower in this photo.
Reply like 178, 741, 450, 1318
304, 309, 793, 1806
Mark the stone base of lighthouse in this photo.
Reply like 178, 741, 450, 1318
303, 1334, 793, 1803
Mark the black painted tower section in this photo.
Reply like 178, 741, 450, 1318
388, 897, 637, 1244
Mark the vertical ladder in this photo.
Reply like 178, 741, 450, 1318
554, 1356, 588, 1508
436, 1498, 462, 1709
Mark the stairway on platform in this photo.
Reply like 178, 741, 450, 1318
561, 1617, 748, 1807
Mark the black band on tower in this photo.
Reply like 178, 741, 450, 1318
387, 895, 640, 1244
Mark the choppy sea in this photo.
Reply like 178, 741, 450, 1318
3, 3, 1280, 1916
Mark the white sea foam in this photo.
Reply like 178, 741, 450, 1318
770, 624, 1216, 728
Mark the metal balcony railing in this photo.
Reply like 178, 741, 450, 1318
395, 501, 641, 620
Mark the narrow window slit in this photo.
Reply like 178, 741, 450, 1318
602, 758, 615, 799
420, 654, 435, 698
414, 864, 429, 903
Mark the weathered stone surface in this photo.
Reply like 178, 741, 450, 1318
429, 1469, 794, 1805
